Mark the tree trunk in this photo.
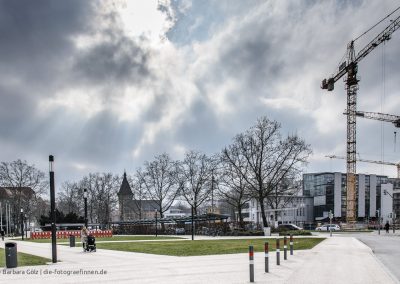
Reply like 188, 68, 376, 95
259, 197, 269, 227
160, 212, 165, 232
237, 204, 244, 229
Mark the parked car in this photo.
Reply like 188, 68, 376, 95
175, 228, 185, 235
315, 224, 341, 231
278, 224, 303, 231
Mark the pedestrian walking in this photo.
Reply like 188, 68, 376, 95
384, 221, 390, 233
1, 229, 4, 241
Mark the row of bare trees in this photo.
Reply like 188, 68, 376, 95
0, 116, 311, 229
123, 116, 311, 228
0, 159, 47, 231
57, 173, 120, 226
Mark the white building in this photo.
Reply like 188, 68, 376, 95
242, 196, 314, 228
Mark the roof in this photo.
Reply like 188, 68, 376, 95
0, 187, 35, 199
118, 172, 133, 196
131, 200, 159, 211
113, 213, 230, 225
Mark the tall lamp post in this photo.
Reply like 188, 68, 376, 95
383, 189, 395, 233
376, 209, 381, 235
20, 209, 24, 240
84, 188, 88, 228
49, 155, 57, 263
191, 198, 194, 241
155, 209, 158, 237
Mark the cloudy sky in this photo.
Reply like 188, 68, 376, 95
1, 0, 400, 188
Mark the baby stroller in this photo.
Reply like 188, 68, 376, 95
84, 234, 96, 252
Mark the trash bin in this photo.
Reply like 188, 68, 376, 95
5, 242, 17, 268
69, 235, 75, 247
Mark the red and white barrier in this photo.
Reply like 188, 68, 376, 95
31, 230, 113, 239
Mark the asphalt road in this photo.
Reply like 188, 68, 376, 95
354, 232, 400, 283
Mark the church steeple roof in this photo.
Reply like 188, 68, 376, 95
118, 171, 133, 196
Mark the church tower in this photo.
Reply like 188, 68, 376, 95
117, 172, 133, 221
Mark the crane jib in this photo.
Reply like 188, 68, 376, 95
321, 13, 400, 92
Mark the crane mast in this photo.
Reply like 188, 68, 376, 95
321, 11, 400, 223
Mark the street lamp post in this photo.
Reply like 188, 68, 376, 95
49, 155, 57, 263
155, 209, 158, 237
20, 209, 24, 240
25, 214, 28, 239
84, 188, 88, 228
383, 189, 395, 233
377, 209, 381, 235
0, 202, 2, 234
191, 198, 194, 241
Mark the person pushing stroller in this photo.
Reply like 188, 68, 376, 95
81, 226, 89, 251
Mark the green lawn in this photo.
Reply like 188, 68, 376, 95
20, 235, 183, 243
95, 238, 325, 256
0, 248, 50, 267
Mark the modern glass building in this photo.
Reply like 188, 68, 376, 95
303, 172, 389, 221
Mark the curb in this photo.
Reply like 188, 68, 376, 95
355, 238, 399, 284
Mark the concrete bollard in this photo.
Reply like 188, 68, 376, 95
276, 238, 280, 265
265, 242, 269, 273
290, 234, 294, 255
284, 236, 287, 260
249, 245, 254, 282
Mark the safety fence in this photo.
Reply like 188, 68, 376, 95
30, 230, 113, 239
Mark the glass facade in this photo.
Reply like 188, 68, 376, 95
303, 172, 389, 221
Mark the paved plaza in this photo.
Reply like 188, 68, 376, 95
0, 234, 397, 284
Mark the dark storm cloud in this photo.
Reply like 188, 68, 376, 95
0, 0, 93, 81
68, 110, 141, 163
0, 0, 157, 182
73, 30, 152, 86
0, 0, 96, 138
0, 86, 35, 137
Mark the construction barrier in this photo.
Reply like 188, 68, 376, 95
31, 230, 113, 239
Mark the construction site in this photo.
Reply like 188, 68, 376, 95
319, 5, 400, 228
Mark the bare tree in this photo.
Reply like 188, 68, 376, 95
131, 169, 148, 220
57, 181, 81, 215
0, 159, 46, 229
177, 151, 214, 215
222, 117, 311, 227
218, 151, 251, 229
79, 173, 119, 227
266, 176, 302, 222
138, 153, 179, 230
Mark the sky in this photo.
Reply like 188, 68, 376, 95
1, 0, 400, 190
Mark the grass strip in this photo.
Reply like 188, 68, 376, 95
96, 237, 325, 256
0, 248, 50, 267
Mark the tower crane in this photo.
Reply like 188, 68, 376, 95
321, 8, 400, 222
326, 155, 400, 179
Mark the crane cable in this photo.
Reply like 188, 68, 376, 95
333, 6, 400, 77
380, 41, 386, 175
354, 5, 400, 42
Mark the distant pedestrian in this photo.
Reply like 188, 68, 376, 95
1, 229, 4, 241
385, 221, 390, 233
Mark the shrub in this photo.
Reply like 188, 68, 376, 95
278, 230, 312, 236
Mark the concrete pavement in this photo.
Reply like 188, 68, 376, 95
0, 235, 395, 284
